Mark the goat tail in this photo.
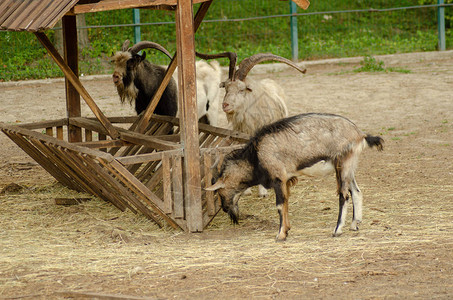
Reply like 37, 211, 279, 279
365, 135, 384, 151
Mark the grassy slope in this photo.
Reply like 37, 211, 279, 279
0, 0, 450, 81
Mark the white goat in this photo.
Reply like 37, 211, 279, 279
172, 59, 222, 126
206, 113, 384, 241
202, 52, 306, 197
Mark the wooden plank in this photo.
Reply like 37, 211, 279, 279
46, 127, 53, 137
172, 155, 184, 219
162, 152, 172, 214
203, 152, 215, 216
121, 131, 180, 151
57, 126, 64, 140
116, 149, 182, 165
73, 0, 210, 14
175, 0, 207, 232
63, 15, 82, 143
55, 197, 92, 206
34, 32, 120, 140
20, 119, 67, 130
57, 291, 151, 300
74, 139, 130, 149
85, 129, 92, 142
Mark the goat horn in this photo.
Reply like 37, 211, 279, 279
128, 41, 173, 59
121, 40, 130, 52
235, 53, 306, 81
195, 51, 238, 80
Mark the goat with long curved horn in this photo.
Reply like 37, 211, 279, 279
235, 53, 306, 81
213, 53, 306, 198
195, 51, 238, 80
128, 41, 173, 59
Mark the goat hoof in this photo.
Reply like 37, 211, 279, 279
332, 231, 343, 237
276, 232, 287, 242
350, 220, 361, 231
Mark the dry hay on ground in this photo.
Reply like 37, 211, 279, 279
0, 51, 452, 299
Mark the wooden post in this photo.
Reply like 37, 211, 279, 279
62, 15, 82, 142
176, 0, 203, 232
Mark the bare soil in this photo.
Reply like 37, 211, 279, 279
0, 51, 452, 299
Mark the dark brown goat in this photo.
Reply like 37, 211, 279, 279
111, 40, 178, 116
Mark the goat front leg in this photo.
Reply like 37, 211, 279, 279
274, 179, 290, 241
350, 178, 363, 231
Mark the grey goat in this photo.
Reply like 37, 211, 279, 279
206, 113, 384, 241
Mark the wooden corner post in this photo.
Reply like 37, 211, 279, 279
62, 15, 82, 142
176, 0, 203, 232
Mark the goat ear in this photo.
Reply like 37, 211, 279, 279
141, 51, 147, 60
205, 179, 225, 191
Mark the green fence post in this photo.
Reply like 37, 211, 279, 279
438, 0, 446, 51
133, 8, 141, 46
290, 1, 298, 61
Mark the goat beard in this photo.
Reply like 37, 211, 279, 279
116, 82, 138, 106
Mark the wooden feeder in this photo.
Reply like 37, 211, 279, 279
0, 0, 310, 232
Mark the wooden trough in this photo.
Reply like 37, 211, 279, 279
0, 0, 310, 231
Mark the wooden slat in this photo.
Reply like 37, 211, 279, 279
74, 139, 130, 149
116, 149, 182, 165
162, 152, 172, 214
20, 119, 67, 130
203, 152, 215, 216
72, 0, 210, 14
46, 127, 53, 137
57, 126, 64, 140
85, 129, 92, 142
172, 155, 184, 219
34, 32, 120, 140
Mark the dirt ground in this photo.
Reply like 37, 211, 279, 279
0, 51, 452, 299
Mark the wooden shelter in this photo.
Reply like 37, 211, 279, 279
0, 0, 310, 232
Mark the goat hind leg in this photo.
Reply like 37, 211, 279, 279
350, 178, 363, 231
274, 180, 290, 241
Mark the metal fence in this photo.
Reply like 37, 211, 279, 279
0, 1, 452, 80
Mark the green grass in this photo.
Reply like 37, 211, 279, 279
353, 56, 411, 73
0, 0, 451, 81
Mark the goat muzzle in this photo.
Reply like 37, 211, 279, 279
112, 72, 121, 85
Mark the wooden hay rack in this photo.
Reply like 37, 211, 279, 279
0, 115, 248, 231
